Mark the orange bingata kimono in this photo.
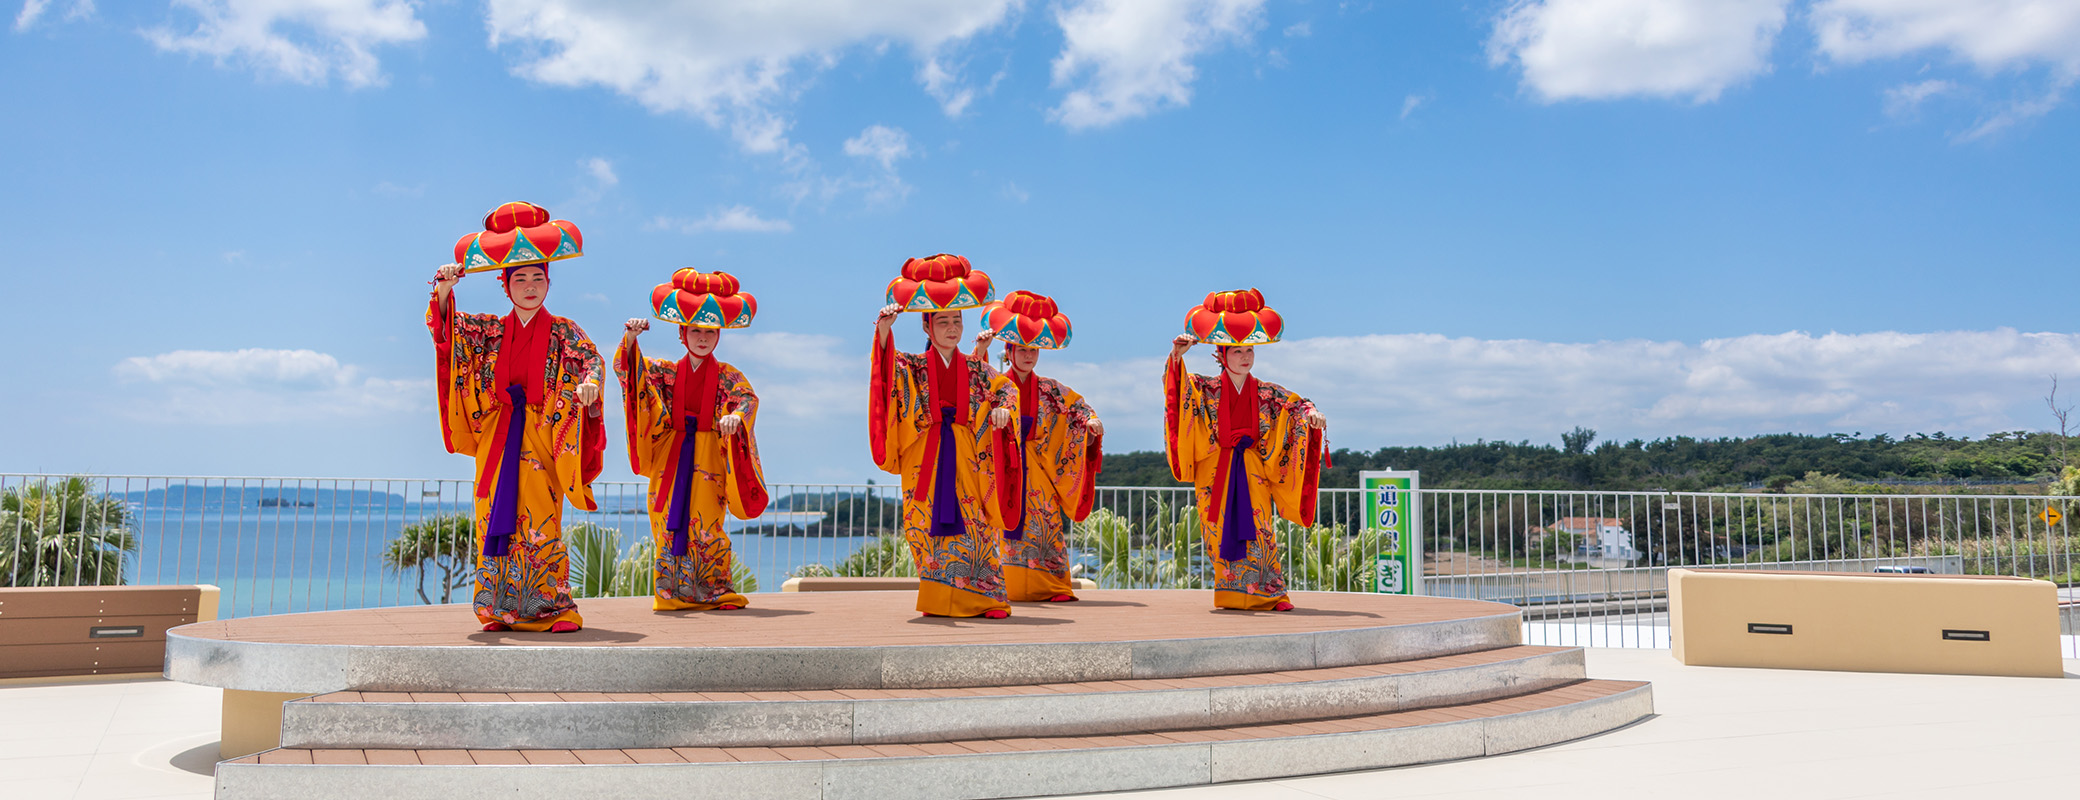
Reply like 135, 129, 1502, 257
996, 371, 1102, 601
428, 295, 605, 630
615, 338, 766, 610
871, 334, 1022, 617
1164, 354, 1324, 610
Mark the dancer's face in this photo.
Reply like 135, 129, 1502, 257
1008, 344, 1040, 374
1219, 345, 1255, 378
925, 311, 964, 351
680, 326, 720, 359
504, 266, 548, 311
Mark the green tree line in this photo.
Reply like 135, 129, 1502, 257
1098, 429, 2079, 491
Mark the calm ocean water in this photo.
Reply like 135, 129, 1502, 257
126, 510, 876, 618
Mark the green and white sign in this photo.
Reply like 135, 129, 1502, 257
1362, 470, 1421, 595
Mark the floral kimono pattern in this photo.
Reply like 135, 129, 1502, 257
1163, 355, 1323, 610
616, 339, 766, 611
428, 295, 604, 630
871, 335, 1021, 617
998, 372, 1102, 601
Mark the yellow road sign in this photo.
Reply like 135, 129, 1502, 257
2041, 506, 2063, 527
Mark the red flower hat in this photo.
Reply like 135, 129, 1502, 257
1184, 288, 1283, 345
651, 269, 757, 329
452, 202, 584, 274
884, 254, 994, 312
981, 290, 1072, 349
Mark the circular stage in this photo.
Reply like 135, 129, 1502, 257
168, 590, 1522, 693
177, 591, 1653, 800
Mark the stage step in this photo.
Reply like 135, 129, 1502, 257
222, 680, 1651, 800
281, 644, 1583, 749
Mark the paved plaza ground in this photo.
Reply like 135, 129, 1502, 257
4, 645, 2075, 800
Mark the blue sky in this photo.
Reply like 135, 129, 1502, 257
4, 0, 2079, 484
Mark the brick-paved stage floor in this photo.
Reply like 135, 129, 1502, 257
173, 590, 1513, 649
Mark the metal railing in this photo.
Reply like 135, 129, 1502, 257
3, 474, 2075, 656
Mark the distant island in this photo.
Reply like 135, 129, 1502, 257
1098, 430, 2072, 492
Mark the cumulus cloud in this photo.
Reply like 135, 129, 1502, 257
483, 1, 1019, 156
1488, 0, 1789, 103
144, 0, 427, 88
1814, 0, 2080, 138
1883, 78, 1953, 117
112, 348, 426, 424
1049, 0, 1267, 129
14, 0, 92, 31
1399, 93, 1427, 119
959, 330, 2080, 453
1811, 0, 2080, 74
648, 205, 793, 234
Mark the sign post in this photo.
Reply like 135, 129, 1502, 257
1361, 470, 1421, 596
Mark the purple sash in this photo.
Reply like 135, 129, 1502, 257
929, 407, 964, 537
483, 385, 527, 557
665, 417, 699, 557
1218, 436, 1256, 562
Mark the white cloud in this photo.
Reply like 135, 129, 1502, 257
1883, 78, 1953, 116
1049, 0, 1267, 129
144, 0, 427, 88
1814, 1, 2080, 140
842, 125, 911, 172
1812, 0, 2080, 74
581, 156, 618, 187
1488, 0, 1788, 103
1956, 84, 2068, 141
112, 348, 426, 424
13, 0, 90, 31
483, 1, 1019, 155
1399, 93, 1426, 119
1283, 21, 1310, 38
997, 330, 2080, 453
648, 205, 794, 234
1001, 181, 1030, 203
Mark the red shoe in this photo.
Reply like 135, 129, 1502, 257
1272, 601, 1295, 612
982, 609, 1010, 619
716, 604, 742, 611
481, 622, 510, 632
549, 621, 582, 633
1046, 594, 1078, 603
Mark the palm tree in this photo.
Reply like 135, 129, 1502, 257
381, 514, 475, 604
0, 477, 137, 587
1276, 519, 1381, 593
608, 538, 762, 597
565, 521, 622, 599
1078, 500, 1204, 590
834, 534, 916, 577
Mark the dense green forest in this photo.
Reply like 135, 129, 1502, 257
1098, 429, 2079, 491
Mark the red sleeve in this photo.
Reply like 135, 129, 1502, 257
616, 340, 645, 474
869, 330, 895, 467
994, 425, 1023, 531
1163, 355, 1187, 481
427, 293, 458, 454
1071, 430, 1103, 521
730, 433, 770, 518
1298, 427, 1322, 526
580, 403, 606, 488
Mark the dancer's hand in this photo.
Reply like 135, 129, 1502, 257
874, 304, 901, 339
719, 413, 742, 436
1087, 417, 1105, 437
973, 329, 996, 351
621, 318, 648, 347
989, 407, 1012, 430
1170, 334, 1195, 359
576, 382, 601, 407
1304, 408, 1326, 430
433, 263, 464, 302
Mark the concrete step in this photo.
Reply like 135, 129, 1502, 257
281, 645, 1584, 749
223, 679, 1652, 800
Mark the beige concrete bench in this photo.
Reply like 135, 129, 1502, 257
1669, 568, 2063, 678
0, 584, 219, 681
780, 576, 1099, 592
